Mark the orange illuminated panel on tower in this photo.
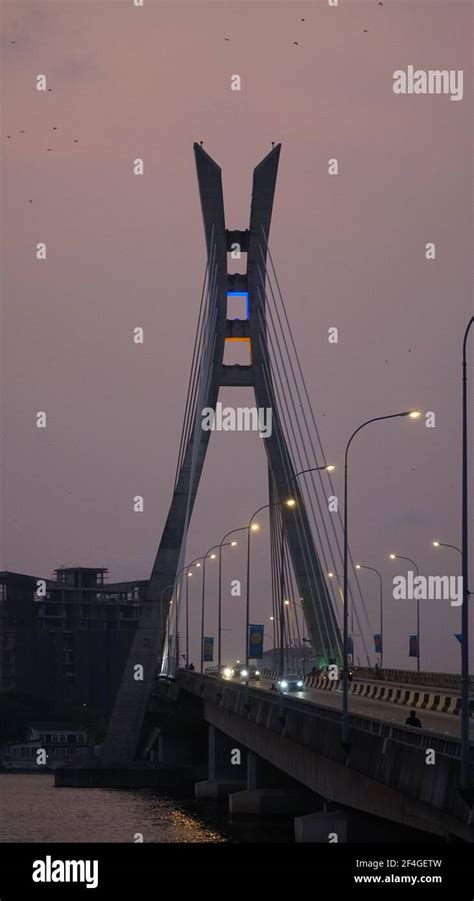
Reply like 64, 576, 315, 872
223, 337, 252, 365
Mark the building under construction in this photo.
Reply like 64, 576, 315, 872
0, 566, 146, 715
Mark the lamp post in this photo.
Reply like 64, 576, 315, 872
356, 563, 383, 668
284, 597, 307, 674
342, 410, 420, 749
160, 564, 194, 673
287, 465, 335, 668
185, 570, 192, 666
217, 529, 242, 674
246, 499, 296, 677
200, 545, 226, 674
432, 540, 462, 556
327, 571, 346, 634
184, 557, 204, 668
461, 315, 473, 788
389, 552, 421, 671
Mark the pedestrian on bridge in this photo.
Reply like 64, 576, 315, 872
405, 710, 422, 728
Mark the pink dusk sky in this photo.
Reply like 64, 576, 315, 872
1, 0, 472, 672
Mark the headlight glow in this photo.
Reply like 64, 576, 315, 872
297, 681, 303, 687
280, 680, 288, 689
255, 670, 260, 676
241, 669, 248, 678
223, 667, 233, 678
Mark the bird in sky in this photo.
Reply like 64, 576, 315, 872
271, 141, 275, 147
301, 18, 305, 21
47, 148, 53, 151
20, 130, 25, 133
224, 37, 230, 41
378, 2, 383, 6
53, 126, 58, 130
293, 41, 299, 45
363, 29, 368, 32
74, 139, 78, 142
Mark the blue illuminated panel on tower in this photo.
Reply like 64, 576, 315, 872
227, 291, 249, 320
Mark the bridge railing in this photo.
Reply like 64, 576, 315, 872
177, 670, 461, 760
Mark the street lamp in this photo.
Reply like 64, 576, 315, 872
160, 561, 198, 672
291, 464, 336, 481
200, 544, 230, 674
356, 563, 384, 668
327, 569, 347, 616
283, 597, 309, 674
389, 552, 421, 672
432, 540, 462, 556
185, 557, 205, 667
342, 410, 420, 749
246, 499, 296, 677
217, 528, 245, 674
461, 315, 473, 788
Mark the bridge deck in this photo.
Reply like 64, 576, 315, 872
256, 678, 473, 740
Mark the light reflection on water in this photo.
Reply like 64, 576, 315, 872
0, 774, 226, 843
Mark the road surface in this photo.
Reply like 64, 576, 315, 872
256, 677, 472, 739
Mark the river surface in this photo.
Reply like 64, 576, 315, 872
0, 774, 293, 843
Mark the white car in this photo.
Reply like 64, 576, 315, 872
277, 674, 304, 692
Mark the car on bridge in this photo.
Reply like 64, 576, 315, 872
233, 664, 261, 682
277, 674, 305, 692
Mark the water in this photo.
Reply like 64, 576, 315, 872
0, 774, 293, 843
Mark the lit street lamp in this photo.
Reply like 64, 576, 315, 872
356, 563, 384, 668
389, 552, 421, 671
217, 528, 243, 674
432, 539, 462, 556
342, 410, 421, 749
245, 499, 296, 678
201, 544, 230, 674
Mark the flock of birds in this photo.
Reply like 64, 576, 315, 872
223, 3, 384, 45
7, 2, 386, 170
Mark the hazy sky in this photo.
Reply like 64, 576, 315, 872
2, 0, 472, 672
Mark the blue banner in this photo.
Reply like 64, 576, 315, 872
248, 624, 264, 659
203, 636, 214, 662
455, 633, 463, 644
409, 634, 419, 658
346, 636, 354, 656
374, 633, 382, 654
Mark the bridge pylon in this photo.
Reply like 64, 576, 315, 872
101, 145, 341, 764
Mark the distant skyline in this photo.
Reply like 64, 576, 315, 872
2, 0, 472, 672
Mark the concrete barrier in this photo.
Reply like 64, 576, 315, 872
259, 669, 472, 718
354, 667, 474, 692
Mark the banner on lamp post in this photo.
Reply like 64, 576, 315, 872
247, 624, 264, 659
203, 636, 214, 662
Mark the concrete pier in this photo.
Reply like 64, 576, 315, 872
229, 752, 317, 816
195, 726, 246, 800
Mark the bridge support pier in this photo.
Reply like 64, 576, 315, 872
229, 752, 315, 816
195, 726, 246, 800
295, 809, 349, 843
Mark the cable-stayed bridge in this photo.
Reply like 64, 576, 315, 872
102, 143, 374, 764
96, 147, 472, 843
